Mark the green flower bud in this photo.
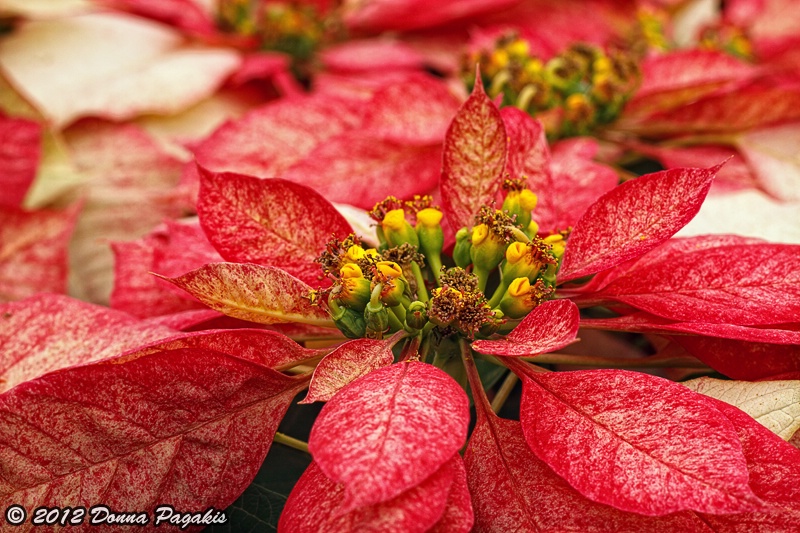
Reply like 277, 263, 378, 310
338, 264, 371, 311
364, 300, 389, 335
453, 227, 472, 268
329, 299, 367, 339
498, 278, 537, 319
416, 207, 444, 275
381, 208, 419, 248
405, 300, 428, 330
470, 224, 507, 273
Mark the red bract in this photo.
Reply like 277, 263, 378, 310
0, 113, 41, 209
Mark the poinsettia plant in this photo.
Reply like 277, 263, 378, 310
5, 72, 798, 532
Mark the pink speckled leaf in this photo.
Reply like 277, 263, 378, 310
518, 369, 762, 515
591, 243, 800, 325
301, 338, 397, 404
0, 348, 305, 518
193, 94, 364, 179
440, 76, 507, 232
465, 408, 707, 531
791, 429, 800, 450
0, 294, 174, 394
0, 13, 240, 127
160, 262, 333, 327
472, 299, 579, 357
96, 0, 217, 36
626, 81, 800, 135
321, 39, 426, 74
535, 138, 619, 233
0, 113, 41, 208
581, 313, 800, 344
625, 50, 756, 117
198, 169, 351, 285
120, 328, 322, 370
279, 456, 463, 533
343, 0, 518, 32
500, 106, 550, 183
669, 335, 800, 380
111, 220, 222, 318
428, 455, 473, 533
281, 135, 442, 209
699, 398, 800, 529
308, 362, 469, 512
361, 74, 460, 145
0, 205, 78, 302
558, 164, 721, 282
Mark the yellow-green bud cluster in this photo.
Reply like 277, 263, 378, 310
463, 37, 641, 138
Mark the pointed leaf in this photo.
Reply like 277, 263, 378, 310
0, 113, 41, 208
308, 362, 469, 511
0, 205, 78, 302
428, 455, 473, 533
465, 410, 707, 531
559, 164, 721, 282
592, 243, 800, 325
440, 77, 507, 232
279, 456, 462, 533
0, 348, 305, 515
472, 299, 579, 357
301, 338, 396, 404
519, 369, 762, 515
160, 262, 334, 327
198, 169, 351, 285
683, 377, 800, 441
0, 294, 174, 393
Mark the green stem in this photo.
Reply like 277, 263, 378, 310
273, 432, 310, 454
490, 371, 519, 414
410, 262, 429, 303
487, 279, 509, 308
474, 266, 490, 293
387, 307, 404, 332
427, 254, 442, 286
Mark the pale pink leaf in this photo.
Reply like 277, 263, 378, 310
301, 338, 396, 404
440, 76, 507, 232
0, 113, 41, 208
472, 299, 579, 357
0, 205, 78, 302
0, 13, 240, 127
0, 294, 174, 394
360, 74, 460, 145
591, 243, 800, 325
558, 164, 721, 282
308, 362, 469, 511
281, 135, 442, 208
519, 369, 762, 515
465, 410, 708, 531
737, 122, 800, 201
321, 39, 426, 74
198, 169, 351, 285
279, 456, 462, 533
683, 377, 800, 441
0, 348, 305, 516
160, 262, 334, 327
96, 0, 218, 36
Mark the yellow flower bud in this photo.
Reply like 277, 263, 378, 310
519, 189, 538, 212
344, 245, 366, 263
499, 277, 536, 319
508, 277, 531, 297
381, 209, 419, 247
376, 261, 403, 279
472, 224, 489, 246
416, 208, 443, 228
340, 263, 363, 279
505, 242, 528, 265
383, 209, 407, 231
